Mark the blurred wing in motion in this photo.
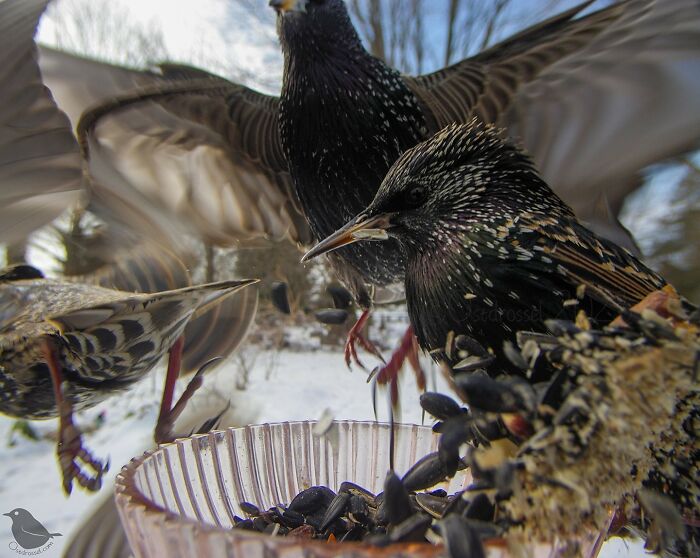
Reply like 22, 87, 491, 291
502, 0, 700, 230
0, 0, 82, 246
75, 242, 259, 376
405, 0, 700, 249
38, 48, 311, 247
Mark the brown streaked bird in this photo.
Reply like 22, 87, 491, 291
0, 0, 260, 383
6, 0, 700, 380
0, 264, 257, 494
302, 122, 687, 380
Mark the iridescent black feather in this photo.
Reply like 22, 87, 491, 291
341, 122, 669, 372
278, 0, 428, 304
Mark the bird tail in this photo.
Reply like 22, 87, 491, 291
153, 279, 260, 318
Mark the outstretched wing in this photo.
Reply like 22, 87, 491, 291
39, 47, 310, 245
405, 1, 602, 128
0, 0, 82, 246
502, 0, 700, 222
405, 0, 700, 245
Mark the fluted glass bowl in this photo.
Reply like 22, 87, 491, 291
115, 421, 606, 558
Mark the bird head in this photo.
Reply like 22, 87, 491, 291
271, 0, 361, 56
302, 121, 560, 262
3, 508, 30, 522
270, 0, 343, 16
0, 264, 44, 282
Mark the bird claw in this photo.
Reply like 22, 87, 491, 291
344, 309, 385, 370
56, 401, 108, 495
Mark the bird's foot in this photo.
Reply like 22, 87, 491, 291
42, 338, 108, 494
56, 399, 109, 495
344, 309, 385, 370
154, 357, 221, 444
371, 325, 425, 410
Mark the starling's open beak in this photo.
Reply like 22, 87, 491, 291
301, 213, 394, 262
269, 0, 303, 13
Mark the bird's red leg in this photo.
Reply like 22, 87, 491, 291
374, 325, 425, 407
42, 338, 108, 495
154, 336, 185, 444
154, 337, 216, 444
344, 309, 385, 370
406, 333, 426, 392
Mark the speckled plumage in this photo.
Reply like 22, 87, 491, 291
0, 271, 255, 420
276, 0, 666, 306
308, 121, 673, 373
277, 0, 427, 304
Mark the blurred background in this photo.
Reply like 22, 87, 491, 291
18, 0, 699, 305
0, 1, 697, 556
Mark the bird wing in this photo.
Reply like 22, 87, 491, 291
1, 7, 262, 377
38, 47, 310, 245
404, 0, 599, 128
501, 0, 700, 221
0, 0, 82, 246
521, 214, 666, 310
405, 0, 700, 242
0, 287, 26, 332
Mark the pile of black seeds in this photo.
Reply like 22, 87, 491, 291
230, 292, 698, 558
231, 475, 498, 557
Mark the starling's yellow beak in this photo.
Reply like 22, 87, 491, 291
301, 213, 394, 262
269, 0, 303, 13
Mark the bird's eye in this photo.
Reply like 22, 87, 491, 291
404, 184, 427, 208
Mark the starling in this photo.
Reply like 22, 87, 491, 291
302, 121, 673, 373
0, 264, 257, 493
33, 0, 700, 372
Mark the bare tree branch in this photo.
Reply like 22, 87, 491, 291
445, 0, 460, 66
479, 0, 511, 50
45, 0, 168, 66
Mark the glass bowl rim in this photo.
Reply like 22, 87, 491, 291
114, 419, 607, 556
115, 420, 465, 555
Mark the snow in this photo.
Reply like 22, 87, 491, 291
0, 317, 646, 557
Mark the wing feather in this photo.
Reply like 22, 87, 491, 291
526, 216, 666, 309
405, 0, 700, 246
0, 0, 82, 245
38, 47, 309, 245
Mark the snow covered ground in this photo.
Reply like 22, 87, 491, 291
0, 317, 645, 557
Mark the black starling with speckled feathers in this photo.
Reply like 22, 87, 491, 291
276, 0, 630, 307
303, 121, 675, 373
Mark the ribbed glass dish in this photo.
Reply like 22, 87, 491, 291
115, 420, 606, 558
